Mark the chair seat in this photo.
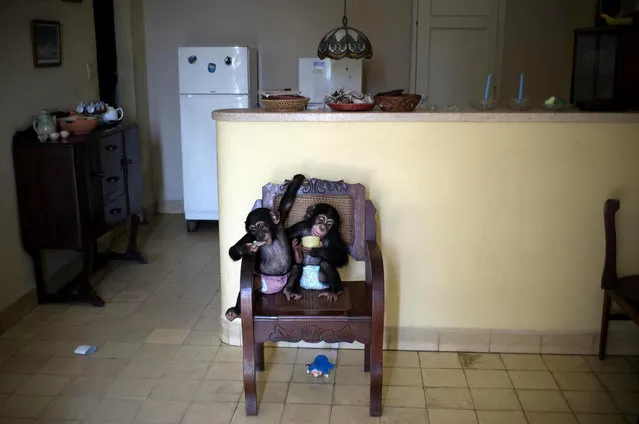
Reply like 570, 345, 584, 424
253, 281, 372, 318
617, 275, 639, 302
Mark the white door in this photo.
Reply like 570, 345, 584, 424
180, 94, 249, 220
178, 47, 250, 95
414, 0, 505, 107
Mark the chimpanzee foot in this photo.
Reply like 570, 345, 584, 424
283, 288, 301, 301
318, 291, 342, 302
225, 307, 240, 321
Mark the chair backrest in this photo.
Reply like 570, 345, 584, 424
261, 177, 368, 261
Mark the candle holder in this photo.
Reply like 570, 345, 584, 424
469, 99, 498, 111
507, 97, 531, 111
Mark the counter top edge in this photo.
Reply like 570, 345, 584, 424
213, 108, 639, 123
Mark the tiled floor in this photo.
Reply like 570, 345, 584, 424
1, 215, 638, 424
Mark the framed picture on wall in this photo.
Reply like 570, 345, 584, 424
32, 20, 62, 67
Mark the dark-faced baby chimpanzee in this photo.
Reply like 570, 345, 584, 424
224, 174, 305, 321
286, 203, 348, 302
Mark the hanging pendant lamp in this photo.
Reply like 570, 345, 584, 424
317, 0, 373, 60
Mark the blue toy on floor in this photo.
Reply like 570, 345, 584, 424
306, 354, 335, 378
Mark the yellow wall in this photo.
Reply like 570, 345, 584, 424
217, 121, 639, 333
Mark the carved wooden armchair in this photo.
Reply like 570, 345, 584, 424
239, 177, 384, 416
599, 199, 639, 359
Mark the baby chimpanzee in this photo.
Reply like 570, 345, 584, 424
285, 203, 348, 302
225, 174, 305, 321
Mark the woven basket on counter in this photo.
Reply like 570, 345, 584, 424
375, 93, 422, 112
260, 96, 310, 112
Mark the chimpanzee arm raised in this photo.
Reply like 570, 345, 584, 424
286, 221, 310, 240
228, 233, 254, 261
278, 174, 306, 224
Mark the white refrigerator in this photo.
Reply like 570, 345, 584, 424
178, 46, 257, 230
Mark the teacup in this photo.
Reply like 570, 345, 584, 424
301, 236, 321, 248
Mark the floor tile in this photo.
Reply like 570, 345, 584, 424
184, 331, 220, 347
0, 355, 50, 375
59, 376, 114, 398
174, 345, 217, 362
181, 402, 236, 424
428, 409, 477, 424
583, 356, 631, 373
296, 349, 338, 365
230, 402, 284, 424
85, 398, 143, 424
263, 347, 298, 364
465, 370, 512, 388
335, 366, 370, 386
121, 359, 168, 379
332, 385, 370, 406
501, 354, 547, 371
383, 367, 422, 386
205, 362, 242, 381
508, 370, 558, 389
242, 382, 289, 403
145, 329, 190, 345
425, 388, 473, 409
337, 350, 365, 367
133, 399, 189, 424
256, 363, 294, 383
575, 413, 628, 424
470, 388, 521, 411
94, 342, 142, 360
526, 412, 578, 424
383, 351, 420, 368
516, 390, 569, 412
281, 404, 330, 424
330, 405, 380, 424
105, 377, 157, 400
81, 358, 130, 377
0, 375, 30, 395
562, 391, 619, 413
543, 355, 589, 372
163, 361, 210, 380
596, 372, 639, 392
552, 372, 603, 391
149, 378, 201, 401
214, 346, 243, 363
459, 353, 504, 370
476, 410, 526, 424
383, 386, 426, 408
286, 383, 333, 405
41, 396, 100, 420
419, 353, 461, 369
15, 375, 71, 396
0, 394, 52, 418
421, 369, 467, 388
133, 344, 179, 361
377, 408, 429, 424
195, 381, 243, 403
609, 391, 639, 414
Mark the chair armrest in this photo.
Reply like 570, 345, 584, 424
366, 240, 384, 295
240, 255, 256, 318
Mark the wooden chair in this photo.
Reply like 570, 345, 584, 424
599, 198, 639, 359
239, 177, 385, 416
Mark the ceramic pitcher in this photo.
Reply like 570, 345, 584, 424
32, 110, 56, 136
103, 106, 124, 122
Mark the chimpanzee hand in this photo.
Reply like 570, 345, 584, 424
283, 287, 301, 301
302, 247, 321, 256
319, 291, 342, 302
239, 243, 260, 255
292, 239, 303, 264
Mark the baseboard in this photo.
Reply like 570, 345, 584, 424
0, 289, 37, 334
219, 317, 639, 355
158, 200, 184, 214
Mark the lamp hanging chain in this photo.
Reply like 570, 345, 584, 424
342, 0, 348, 26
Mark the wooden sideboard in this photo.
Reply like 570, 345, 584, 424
12, 123, 148, 306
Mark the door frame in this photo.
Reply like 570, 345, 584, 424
409, 0, 508, 103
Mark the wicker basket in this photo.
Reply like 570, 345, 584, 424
260, 97, 309, 112
375, 94, 422, 112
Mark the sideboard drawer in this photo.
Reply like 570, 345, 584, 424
104, 194, 128, 227
99, 133, 123, 166
101, 165, 126, 203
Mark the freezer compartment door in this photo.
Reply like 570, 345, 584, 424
179, 94, 249, 219
178, 47, 250, 94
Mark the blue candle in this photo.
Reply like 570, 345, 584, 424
518, 73, 524, 102
484, 73, 492, 102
